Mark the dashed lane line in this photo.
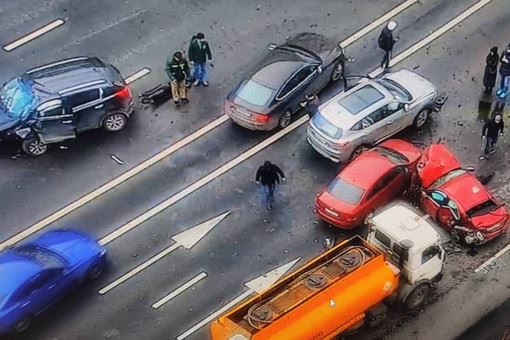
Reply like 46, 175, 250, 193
369, 0, 496, 78
3, 18, 65, 52
151, 272, 207, 309
474, 242, 510, 273
0, 0, 418, 249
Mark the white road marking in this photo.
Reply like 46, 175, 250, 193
3, 19, 65, 52
474, 242, 510, 273
176, 258, 300, 340
125, 67, 151, 84
98, 212, 229, 294
152, 272, 207, 309
0, 115, 229, 251
101, 116, 308, 244
340, 0, 418, 48
369, 0, 496, 78
0, 0, 417, 249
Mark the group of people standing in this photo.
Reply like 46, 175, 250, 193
165, 33, 213, 107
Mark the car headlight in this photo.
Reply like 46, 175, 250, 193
229, 335, 249, 340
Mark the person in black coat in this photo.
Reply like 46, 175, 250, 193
483, 46, 499, 93
497, 44, 510, 98
481, 113, 504, 158
378, 21, 398, 70
255, 161, 286, 210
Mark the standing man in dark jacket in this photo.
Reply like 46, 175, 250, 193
165, 51, 190, 107
188, 32, 213, 87
497, 44, 510, 98
481, 113, 504, 159
483, 46, 499, 94
255, 161, 286, 210
378, 21, 398, 70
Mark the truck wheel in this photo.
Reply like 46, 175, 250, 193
22, 138, 48, 156
404, 283, 430, 310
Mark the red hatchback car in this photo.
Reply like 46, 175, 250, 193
315, 139, 422, 229
417, 144, 509, 245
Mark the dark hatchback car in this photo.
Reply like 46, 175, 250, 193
226, 33, 346, 130
0, 56, 134, 156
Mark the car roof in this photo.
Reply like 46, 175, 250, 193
439, 173, 493, 212
251, 59, 306, 89
319, 80, 391, 128
23, 57, 120, 95
372, 202, 441, 251
340, 151, 395, 190
0, 250, 41, 296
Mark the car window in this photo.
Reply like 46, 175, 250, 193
354, 106, 386, 130
422, 245, 440, 264
428, 191, 460, 219
338, 85, 385, 115
0, 77, 38, 119
235, 80, 276, 107
366, 170, 398, 200
377, 78, 412, 101
14, 245, 67, 268
328, 177, 365, 205
380, 102, 404, 119
68, 89, 100, 107
374, 229, 391, 248
428, 169, 466, 189
278, 66, 314, 98
311, 112, 343, 139
39, 105, 64, 117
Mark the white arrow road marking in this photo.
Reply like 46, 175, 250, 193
176, 257, 301, 340
3, 18, 65, 52
152, 272, 208, 309
125, 68, 151, 84
369, 0, 496, 78
474, 242, 510, 273
0, 0, 416, 250
98, 212, 229, 294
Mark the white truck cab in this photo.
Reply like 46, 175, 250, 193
366, 201, 445, 309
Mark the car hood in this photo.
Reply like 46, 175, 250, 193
30, 229, 104, 266
417, 144, 462, 188
384, 69, 436, 101
0, 108, 20, 131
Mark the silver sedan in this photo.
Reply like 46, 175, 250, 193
307, 69, 440, 163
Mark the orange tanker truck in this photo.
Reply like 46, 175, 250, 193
210, 202, 446, 340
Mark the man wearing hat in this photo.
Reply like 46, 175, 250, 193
188, 32, 213, 86
378, 20, 398, 70
165, 51, 190, 107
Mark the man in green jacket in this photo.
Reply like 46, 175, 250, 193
165, 51, 190, 107
188, 32, 213, 86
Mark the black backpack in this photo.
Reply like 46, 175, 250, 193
378, 33, 386, 50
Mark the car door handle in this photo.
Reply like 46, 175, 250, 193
61, 120, 73, 124
386, 120, 393, 125
21, 301, 31, 307
94, 104, 104, 109
47, 284, 56, 290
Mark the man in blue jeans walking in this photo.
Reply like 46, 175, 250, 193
256, 161, 286, 210
188, 32, 213, 87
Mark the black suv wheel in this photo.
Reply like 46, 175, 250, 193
22, 138, 48, 156
103, 113, 128, 132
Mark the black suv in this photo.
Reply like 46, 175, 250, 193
0, 56, 134, 156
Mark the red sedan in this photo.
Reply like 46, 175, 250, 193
315, 139, 422, 229
417, 144, 509, 245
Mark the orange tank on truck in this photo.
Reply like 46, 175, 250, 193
210, 202, 446, 340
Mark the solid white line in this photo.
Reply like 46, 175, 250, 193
3, 19, 65, 52
340, 0, 418, 48
0, 115, 229, 251
176, 289, 253, 340
100, 115, 309, 245
98, 243, 180, 294
474, 242, 510, 273
369, 0, 495, 78
152, 272, 207, 309
125, 68, 151, 84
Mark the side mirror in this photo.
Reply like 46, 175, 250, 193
268, 43, 277, 51
404, 104, 410, 112
317, 65, 323, 74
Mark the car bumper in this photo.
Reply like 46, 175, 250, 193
227, 111, 276, 131
315, 207, 359, 229
306, 133, 350, 163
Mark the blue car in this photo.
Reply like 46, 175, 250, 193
0, 229, 107, 333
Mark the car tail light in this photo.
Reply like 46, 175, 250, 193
255, 114, 270, 123
116, 87, 132, 99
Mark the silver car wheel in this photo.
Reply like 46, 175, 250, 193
414, 109, 429, 128
104, 113, 127, 132
279, 110, 292, 128
23, 139, 48, 156
331, 63, 343, 81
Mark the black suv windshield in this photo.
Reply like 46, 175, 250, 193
466, 200, 498, 218
14, 245, 67, 268
0, 78, 38, 119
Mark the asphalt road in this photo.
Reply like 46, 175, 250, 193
1, 0, 510, 339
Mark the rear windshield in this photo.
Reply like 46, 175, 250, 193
0, 78, 38, 119
376, 78, 412, 101
235, 80, 275, 107
373, 146, 409, 165
311, 112, 343, 139
14, 245, 67, 268
466, 200, 498, 218
338, 85, 385, 115
328, 178, 365, 205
